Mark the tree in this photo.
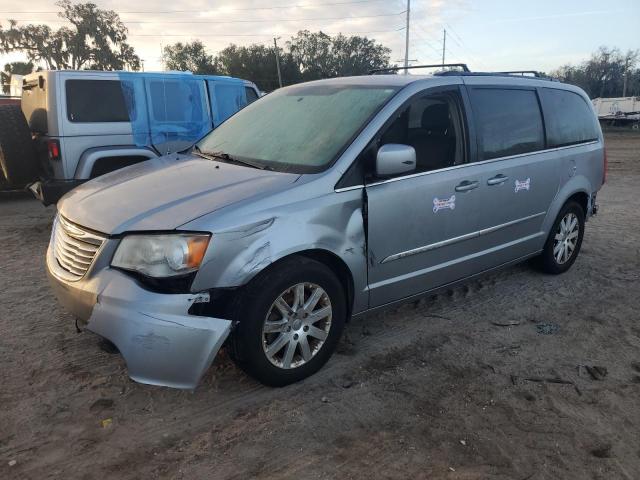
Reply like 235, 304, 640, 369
163, 41, 220, 74
1, 61, 33, 94
552, 47, 640, 98
217, 44, 301, 92
288, 30, 392, 81
0, 1, 140, 71
162, 30, 392, 92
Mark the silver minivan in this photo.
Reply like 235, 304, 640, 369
46, 70, 605, 389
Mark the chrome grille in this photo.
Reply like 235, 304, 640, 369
51, 215, 105, 280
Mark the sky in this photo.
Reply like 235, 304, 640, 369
0, 0, 638, 73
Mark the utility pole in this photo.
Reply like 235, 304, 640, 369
623, 56, 629, 97
442, 29, 446, 66
600, 52, 610, 98
403, 0, 410, 74
273, 37, 283, 88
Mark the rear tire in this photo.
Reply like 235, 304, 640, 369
536, 201, 585, 274
0, 104, 38, 186
229, 256, 347, 387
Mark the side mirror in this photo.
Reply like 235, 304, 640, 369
376, 144, 416, 177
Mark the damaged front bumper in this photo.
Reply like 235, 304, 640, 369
46, 245, 232, 389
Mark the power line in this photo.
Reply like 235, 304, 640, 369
411, 29, 442, 58
2, 11, 406, 25
110, 12, 407, 25
411, 25, 472, 68
129, 27, 406, 38
0, 0, 390, 15
443, 23, 487, 69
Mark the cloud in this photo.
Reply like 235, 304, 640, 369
2, 0, 467, 71
2, 0, 635, 75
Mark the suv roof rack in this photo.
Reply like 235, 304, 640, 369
434, 69, 555, 81
495, 70, 548, 78
369, 63, 470, 74
369, 65, 557, 82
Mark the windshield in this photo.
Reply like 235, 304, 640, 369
197, 83, 399, 173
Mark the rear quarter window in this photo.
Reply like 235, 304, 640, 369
470, 88, 545, 160
66, 80, 130, 123
540, 88, 599, 147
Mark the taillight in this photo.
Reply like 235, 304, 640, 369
47, 139, 61, 161
603, 149, 608, 184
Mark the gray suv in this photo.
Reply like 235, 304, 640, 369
46, 69, 605, 389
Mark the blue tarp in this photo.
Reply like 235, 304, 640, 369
118, 72, 246, 155
205, 76, 247, 125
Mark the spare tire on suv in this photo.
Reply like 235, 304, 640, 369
0, 104, 38, 187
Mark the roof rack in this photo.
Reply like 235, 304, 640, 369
368, 65, 558, 82
434, 69, 555, 80
369, 63, 470, 74
495, 70, 548, 78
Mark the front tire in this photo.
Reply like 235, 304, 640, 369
229, 256, 347, 386
537, 201, 585, 274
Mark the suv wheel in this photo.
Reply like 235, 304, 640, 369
229, 256, 346, 386
537, 201, 585, 274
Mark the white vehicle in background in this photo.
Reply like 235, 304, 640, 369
592, 96, 640, 128
0, 70, 260, 204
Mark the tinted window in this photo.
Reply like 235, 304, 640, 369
245, 87, 259, 103
471, 88, 544, 160
66, 80, 129, 123
541, 88, 598, 147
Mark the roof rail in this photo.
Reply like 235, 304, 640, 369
433, 70, 557, 82
369, 63, 470, 74
495, 70, 549, 78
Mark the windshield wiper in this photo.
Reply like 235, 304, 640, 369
194, 148, 270, 170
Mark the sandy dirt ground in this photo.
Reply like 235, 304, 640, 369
1, 131, 639, 480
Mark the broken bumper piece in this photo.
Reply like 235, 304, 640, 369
46, 247, 232, 389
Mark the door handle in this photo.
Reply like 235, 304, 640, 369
487, 174, 509, 186
455, 180, 479, 192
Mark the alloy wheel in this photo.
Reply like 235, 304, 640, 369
262, 282, 333, 369
553, 212, 579, 265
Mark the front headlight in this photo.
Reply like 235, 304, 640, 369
111, 234, 211, 278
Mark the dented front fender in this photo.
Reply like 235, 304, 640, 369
186, 187, 369, 314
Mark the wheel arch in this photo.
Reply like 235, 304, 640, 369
74, 146, 157, 179
295, 249, 355, 319
244, 248, 356, 320
543, 175, 594, 235
565, 191, 589, 216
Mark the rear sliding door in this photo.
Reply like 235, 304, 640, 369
463, 83, 561, 269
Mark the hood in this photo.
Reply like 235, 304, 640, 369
59, 155, 300, 234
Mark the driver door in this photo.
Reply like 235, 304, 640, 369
365, 86, 485, 307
